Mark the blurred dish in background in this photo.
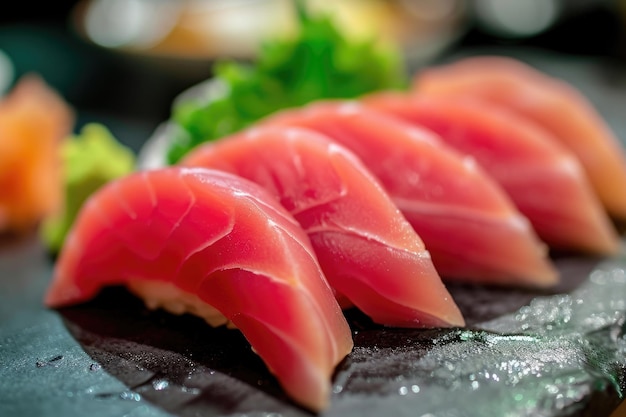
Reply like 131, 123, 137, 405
470, 0, 619, 40
72, 0, 469, 67
471, 0, 563, 38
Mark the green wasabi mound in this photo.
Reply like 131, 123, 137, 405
41, 123, 135, 253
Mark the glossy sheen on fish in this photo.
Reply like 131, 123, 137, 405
181, 127, 464, 328
45, 167, 353, 412
362, 92, 620, 255
413, 55, 626, 220
261, 102, 557, 287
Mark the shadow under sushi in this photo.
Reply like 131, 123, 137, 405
58, 287, 313, 417
56, 253, 606, 416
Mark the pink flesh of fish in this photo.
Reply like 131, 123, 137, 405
362, 92, 620, 255
45, 167, 353, 412
260, 101, 558, 287
181, 126, 465, 328
413, 55, 626, 221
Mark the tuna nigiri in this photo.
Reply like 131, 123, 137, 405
362, 92, 620, 255
413, 55, 626, 220
0, 75, 73, 233
45, 167, 353, 412
181, 126, 464, 328
260, 102, 557, 287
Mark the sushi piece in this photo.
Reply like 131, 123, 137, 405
413, 55, 626, 220
260, 101, 558, 287
362, 92, 620, 255
45, 167, 353, 412
181, 126, 464, 328
0, 75, 74, 233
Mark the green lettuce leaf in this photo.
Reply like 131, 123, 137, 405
166, 0, 407, 163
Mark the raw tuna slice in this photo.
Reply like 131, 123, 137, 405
181, 126, 464, 328
260, 102, 558, 287
362, 92, 620, 255
413, 55, 626, 220
45, 167, 353, 412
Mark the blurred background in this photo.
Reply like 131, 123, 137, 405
2, 0, 626, 151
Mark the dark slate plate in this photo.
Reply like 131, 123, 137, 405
1, 48, 626, 417
0, 234, 625, 417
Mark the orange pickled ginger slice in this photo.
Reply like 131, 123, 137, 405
0, 75, 73, 233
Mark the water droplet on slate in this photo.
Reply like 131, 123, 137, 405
120, 391, 141, 402
152, 379, 169, 391
181, 386, 201, 395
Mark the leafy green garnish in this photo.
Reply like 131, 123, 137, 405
40, 123, 135, 253
166, 0, 408, 163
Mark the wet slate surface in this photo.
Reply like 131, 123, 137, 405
1, 48, 626, 417
0, 235, 625, 417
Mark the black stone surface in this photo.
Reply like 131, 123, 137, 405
0, 235, 624, 417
